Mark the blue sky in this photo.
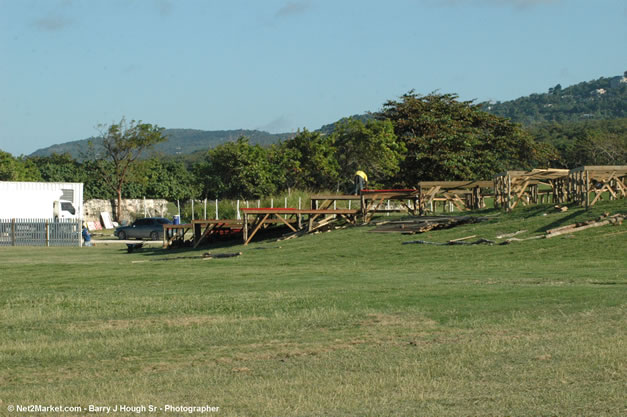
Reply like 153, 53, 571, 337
1, 0, 625, 156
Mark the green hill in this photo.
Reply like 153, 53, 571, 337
30, 129, 295, 159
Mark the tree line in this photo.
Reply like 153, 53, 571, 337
3, 91, 622, 206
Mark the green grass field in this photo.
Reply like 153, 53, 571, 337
1, 200, 626, 416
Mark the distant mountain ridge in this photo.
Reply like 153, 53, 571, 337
30, 129, 295, 159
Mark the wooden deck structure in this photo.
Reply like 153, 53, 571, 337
192, 219, 243, 248
494, 169, 570, 211
568, 166, 627, 208
241, 207, 358, 245
162, 223, 193, 248
311, 191, 420, 224
359, 189, 420, 223
310, 194, 362, 211
417, 181, 493, 214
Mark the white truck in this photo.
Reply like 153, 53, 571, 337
0, 181, 84, 221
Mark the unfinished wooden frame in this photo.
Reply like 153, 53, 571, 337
359, 190, 420, 224
494, 169, 570, 211
417, 181, 493, 214
568, 166, 627, 208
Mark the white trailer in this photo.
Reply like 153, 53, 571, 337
0, 181, 84, 220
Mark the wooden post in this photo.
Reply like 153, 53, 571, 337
360, 194, 366, 222
11, 219, 15, 246
585, 170, 590, 209
243, 212, 248, 243
507, 174, 512, 212
45, 220, 50, 247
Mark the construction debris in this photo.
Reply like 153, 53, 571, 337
202, 252, 242, 259
403, 238, 496, 246
448, 235, 477, 242
503, 235, 544, 242
496, 230, 527, 239
371, 216, 490, 234
545, 213, 624, 239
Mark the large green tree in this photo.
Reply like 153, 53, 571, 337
195, 137, 276, 199
140, 158, 200, 200
0, 150, 42, 181
88, 118, 167, 221
278, 129, 340, 191
331, 118, 405, 190
376, 91, 556, 185
29, 153, 84, 183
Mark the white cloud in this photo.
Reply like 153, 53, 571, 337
430, 0, 560, 9
275, 1, 311, 18
33, 15, 74, 32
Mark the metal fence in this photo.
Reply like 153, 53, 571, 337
0, 218, 82, 247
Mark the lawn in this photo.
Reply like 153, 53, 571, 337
1, 200, 626, 416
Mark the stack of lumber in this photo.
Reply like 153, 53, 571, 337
545, 213, 624, 239
370, 216, 490, 234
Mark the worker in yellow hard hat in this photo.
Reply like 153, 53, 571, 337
353, 170, 368, 195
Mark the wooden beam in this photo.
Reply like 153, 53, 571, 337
244, 213, 270, 245
275, 213, 298, 232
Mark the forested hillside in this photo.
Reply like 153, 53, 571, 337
482, 73, 627, 125
530, 117, 627, 167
